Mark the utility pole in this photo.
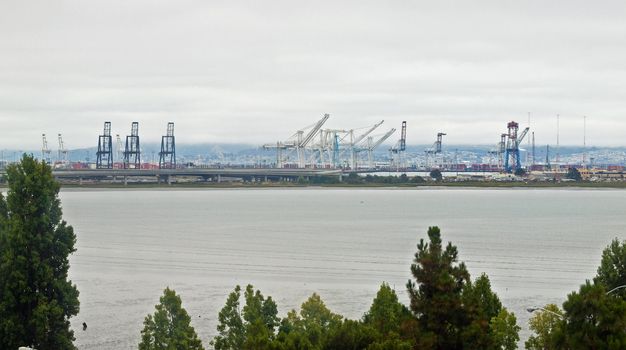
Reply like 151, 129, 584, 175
583, 116, 587, 168
527, 112, 531, 166
531, 131, 536, 169
556, 114, 560, 165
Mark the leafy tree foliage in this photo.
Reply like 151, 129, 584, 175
407, 226, 470, 349
407, 227, 519, 350
322, 319, 377, 350
212, 286, 244, 350
242, 284, 279, 349
212, 284, 279, 350
525, 304, 563, 350
554, 281, 626, 349
210, 228, 518, 350
429, 169, 443, 181
527, 239, 626, 349
490, 309, 520, 350
460, 274, 504, 348
595, 238, 626, 293
362, 283, 415, 349
276, 293, 343, 349
139, 287, 203, 350
0, 155, 79, 350
363, 283, 411, 337
565, 167, 582, 181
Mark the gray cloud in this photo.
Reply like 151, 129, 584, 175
0, 0, 625, 149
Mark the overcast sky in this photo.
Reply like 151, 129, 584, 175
1, 0, 625, 149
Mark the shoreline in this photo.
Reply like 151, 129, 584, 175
33, 181, 626, 191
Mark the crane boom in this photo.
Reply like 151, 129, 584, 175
300, 114, 329, 147
371, 128, 396, 150
353, 120, 384, 146
517, 127, 530, 146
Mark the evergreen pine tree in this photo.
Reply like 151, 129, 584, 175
139, 287, 203, 350
0, 155, 80, 350
406, 226, 470, 349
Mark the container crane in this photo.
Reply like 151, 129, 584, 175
41, 134, 51, 164
263, 114, 329, 168
123, 122, 141, 169
365, 128, 396, 169
96, 122, 113, 169
388, 121, 407, 170
57, 133, 69, 165
115, 134, 124, 163
504, 121, 529, 173
348, 120, 384, 169
425, 132, 446, 169
488, 133, 507, 169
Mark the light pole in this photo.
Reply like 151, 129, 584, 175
606, 285, 626, 295
527, 307, 564, 319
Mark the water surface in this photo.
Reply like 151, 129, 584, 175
62, 188, 625, 349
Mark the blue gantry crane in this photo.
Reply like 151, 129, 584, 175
504, 121, 529, 173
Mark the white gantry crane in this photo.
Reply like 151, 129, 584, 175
57, 133, 69, 165
263, 114, 329, 168
347, 120, 384, 169
115, 134, 124, 163
41, 134, 51, 164
353, 128, 396, 169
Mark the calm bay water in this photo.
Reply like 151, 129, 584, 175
62, 188, 625, 349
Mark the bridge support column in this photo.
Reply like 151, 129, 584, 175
124, 176, 128, 186
79, 177, 82, 186
167, 175, 172, 185
217, 174, 221, 183
264, 175, 268, 182
338, 174, 343, 182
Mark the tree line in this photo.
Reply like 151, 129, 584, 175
0, 156, 624, 349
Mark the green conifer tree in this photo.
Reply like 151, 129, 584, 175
212, 284, 278, 350
595, 238, 626, 293
407, 226, 470, 349
0, 155, 80, 350
139, 287, 203, 350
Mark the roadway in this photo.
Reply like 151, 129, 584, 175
47, 167, 343, 183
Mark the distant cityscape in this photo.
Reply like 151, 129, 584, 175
1, 143, 625, 170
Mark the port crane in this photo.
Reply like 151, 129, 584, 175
57, 133, 69, 165
318, 128, 351, 168
425, 132, 446, 169
348, 120, 384, 169
263, 114, 329, 168
488, 133, 507, 169
41, 134, 51, 164
389, 121, 407, 170
360, 128, 396, 169
504, 121, 529, 173
115, 134, 124, 163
